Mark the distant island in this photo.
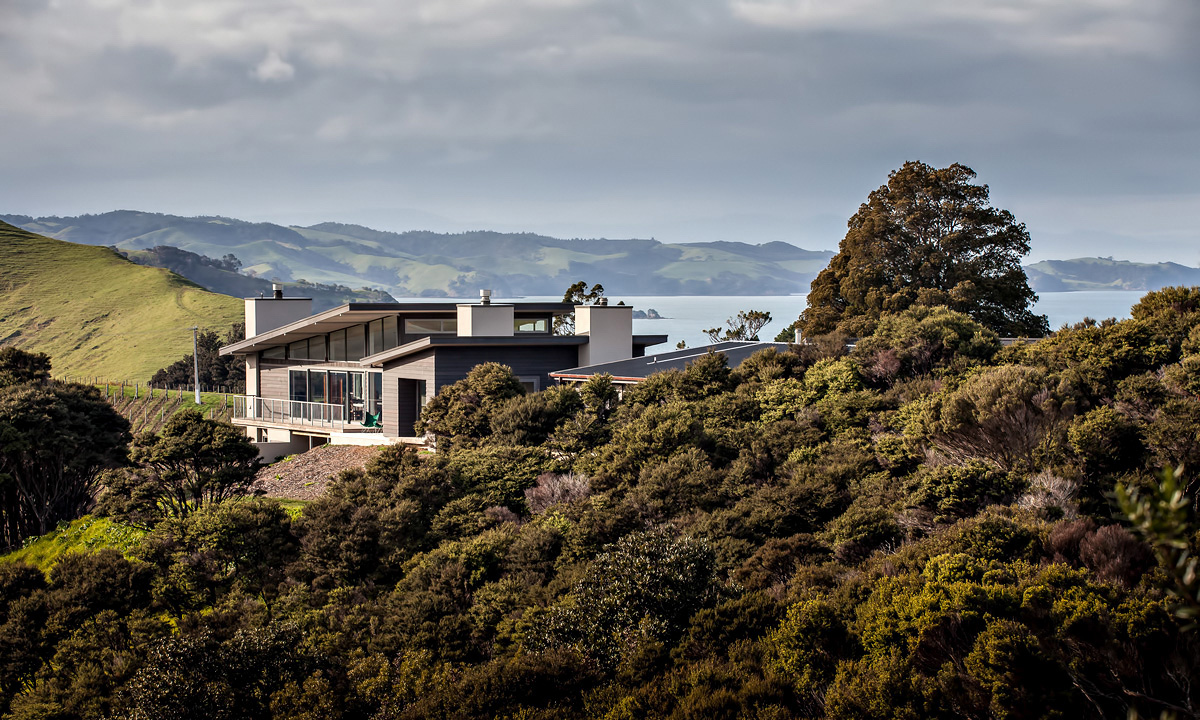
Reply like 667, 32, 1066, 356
631, 308, 666, 319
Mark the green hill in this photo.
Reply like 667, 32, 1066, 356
0, 221, 244, 381
118, 245, 397, 311
1024, 257, 1200, 291
4, 211, 835, 296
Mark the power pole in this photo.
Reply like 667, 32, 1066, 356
192, 326, 202, 405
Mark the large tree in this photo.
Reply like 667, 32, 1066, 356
0, 381, 130, 548
796, 162, 1048, 338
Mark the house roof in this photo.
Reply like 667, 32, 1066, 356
219, 301, 574, 356
360, 334, 588, 367
550, 341, 791, 383
359, 333, 670, 367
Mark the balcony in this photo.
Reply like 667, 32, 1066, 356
231, 396, 383, 433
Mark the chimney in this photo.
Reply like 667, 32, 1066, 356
457, 291, 513, 336
245, 285, 312, 338
575, 303, 633, 366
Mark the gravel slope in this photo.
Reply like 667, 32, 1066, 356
253, 444, 383, 500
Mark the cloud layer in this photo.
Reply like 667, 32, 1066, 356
1, 0, 1196, 261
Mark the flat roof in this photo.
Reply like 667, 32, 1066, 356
360, 334, 590, 367
551, 341, 791, 382
220, 301, 575, 356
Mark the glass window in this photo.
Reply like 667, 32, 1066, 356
368, 319, 384, 355
347, 324, 366, 360
289, 370, 307, 402
262, 346, 285, 360
308, 371, 327, 404
404, 318, 457, 334
288, 339, 308, 360
308, 336, 327, 362
329, 329, 346, 361
383, 316, 398, 349
328, 372, 347, 407
515, 317, 548, 333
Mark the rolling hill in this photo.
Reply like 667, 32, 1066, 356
118, 245, 397, 311
0, 221, 244, 381
3, 211, 834, 296
1024, 257, 1200, 292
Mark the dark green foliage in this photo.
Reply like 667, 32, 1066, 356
0, 347, 51, 389
416, 362, 525, 448
798, 161, 1048, 338
9, 294, 1200, 719
112, 409, 260, 521
149, 323, 246, 392
531, 527, 718, 668
0, 380, 130, 548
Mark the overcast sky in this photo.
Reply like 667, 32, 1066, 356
1, 0, 1197, 262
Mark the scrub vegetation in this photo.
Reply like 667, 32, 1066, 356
3, 288, 1200, 718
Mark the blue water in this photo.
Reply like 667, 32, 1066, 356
397, 291, 1149, 350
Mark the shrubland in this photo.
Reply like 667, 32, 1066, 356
3, 290, 1200, 718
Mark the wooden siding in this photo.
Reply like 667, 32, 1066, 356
382, 350, 436, 437
259, 361, 291, 401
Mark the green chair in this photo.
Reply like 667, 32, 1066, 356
361, 411, 382, 428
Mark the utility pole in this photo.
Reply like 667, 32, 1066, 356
192, 326, 202, 404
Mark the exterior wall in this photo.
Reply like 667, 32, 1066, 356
576, 305, 633, 366
457, 304, 515, 337
245, 353, 260, 395
245, 297, 312, 337
259, 360, 291, 400
382, 350, 436, 438
432, 346, 579, 394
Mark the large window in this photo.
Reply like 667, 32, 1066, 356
329, 329, 347, 361
383, 316, 398, 348
368, 319, 384, 356
515, 317, 549, 333
308, 370, 327, 403
262, 346, 285, 360
405, 318, 457, 334
288, 339, 309, 360
289, 370, 307, 402
347, 324, 366, 361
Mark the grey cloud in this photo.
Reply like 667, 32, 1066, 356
0, 0, 1196, 262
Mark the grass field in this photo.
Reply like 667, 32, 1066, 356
1, 516, 147, 571
0, 221, 244, 380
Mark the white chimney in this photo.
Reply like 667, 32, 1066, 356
576, 304, 633, 366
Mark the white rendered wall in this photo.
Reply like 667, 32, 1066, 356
245, 297, 313, 337
457, 304, 515, 337
576, 305, 633, 366
245, 354, 260, 395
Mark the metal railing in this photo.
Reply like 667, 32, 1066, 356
233, 396, 348, 430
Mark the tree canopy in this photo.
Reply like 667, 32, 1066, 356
797, 162, 1049, 338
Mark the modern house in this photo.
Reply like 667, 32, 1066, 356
220, 287, 667, 458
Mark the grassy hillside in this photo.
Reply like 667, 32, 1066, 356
1, 516, 145, 571
1024, 256, 1200, 291
5, 211, 835, 296
0, 221, 244, 380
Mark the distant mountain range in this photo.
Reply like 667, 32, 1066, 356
1, 211, 833, 297
4, 212, 1196, 298
117, 245, 396, 311
1024, 257, 1200, 292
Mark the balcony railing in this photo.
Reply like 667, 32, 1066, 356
231, 396, 382, 432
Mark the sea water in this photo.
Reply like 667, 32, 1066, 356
400, 291, 1149, 350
